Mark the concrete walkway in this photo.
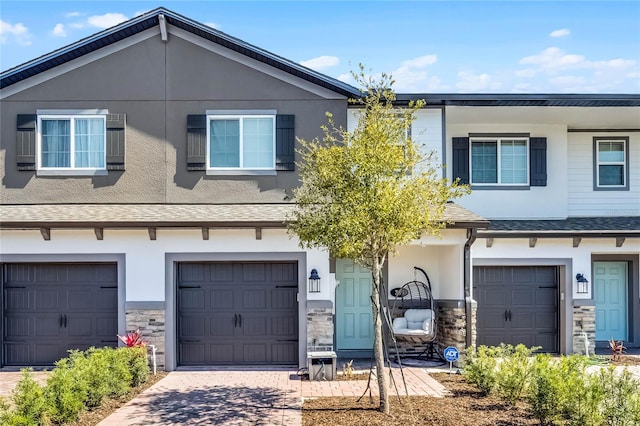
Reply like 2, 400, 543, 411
97, 366, 446, 426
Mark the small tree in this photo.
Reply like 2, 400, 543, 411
288, 67, 469, 414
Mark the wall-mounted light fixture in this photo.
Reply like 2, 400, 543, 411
576, 273, 589, 294
309, 269, 321, 293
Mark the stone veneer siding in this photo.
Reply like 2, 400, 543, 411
387, 300, 474, 364
307, 300, 334, 352
125, 308, 165, 368
572, 304, 596, 355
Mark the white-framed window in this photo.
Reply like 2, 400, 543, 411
207, 114, 275, 170
595, 137, 628, 189
470, 137, 529, 185
37, 114, 106, 170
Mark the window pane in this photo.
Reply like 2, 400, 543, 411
500, 140, 527, 184
75, 118, 105, 168
41, 119, 70, 167
242, 117, 274, 168
210, 119, 240, 167
599, 165, 624, 186
471, 141, 497, 183
598, 141, 624, 162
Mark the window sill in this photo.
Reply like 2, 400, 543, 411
593, 186, 629, 191
206, 170, 277, 176
470, 185, 530, 191
36, 169, 108, 177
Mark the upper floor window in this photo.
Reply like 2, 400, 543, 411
470, 137, 529, 185
38, 114, 106, 170
594, 137, 629, 190
207, 114, 275, 170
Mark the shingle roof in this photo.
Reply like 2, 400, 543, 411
481, 217, 640, 235
394, 93, 640, 107
0, 203, 487, 229
0, 8, 360, 97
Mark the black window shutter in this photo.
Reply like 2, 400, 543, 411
275, 114, 295, 171
530, 137, 547, 186
106, 114, 126, 171
187, 115, 207, 171
16, 114, 37, 171
452, 137, 470, 184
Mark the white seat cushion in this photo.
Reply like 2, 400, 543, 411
393, 309, 433, 335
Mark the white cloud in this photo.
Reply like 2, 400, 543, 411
390, 55, 444, 91
52, 23, 67, 37
336, 73, 354, 84
68, 22, 86, 29
65, 12, 82, 18
87, 13, 128, 29
300, 55, 340, 71
204, 22, 219, 29
515, 68, 536, 78
549, 28, 570, 38
0, 19, 31, 45
456, 70, 501, 92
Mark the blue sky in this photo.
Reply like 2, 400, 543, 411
1, 1, 639, 93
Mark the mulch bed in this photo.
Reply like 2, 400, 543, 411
303, 373, 538, 426
68, 371, 168, 426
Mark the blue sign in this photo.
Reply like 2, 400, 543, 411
443, 346, 459, 362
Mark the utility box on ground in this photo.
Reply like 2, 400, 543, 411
307, 351, 337, 381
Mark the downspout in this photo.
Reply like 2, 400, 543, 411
464, 227, 477, 348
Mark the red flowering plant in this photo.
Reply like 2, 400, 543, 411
118, 329, 146, 347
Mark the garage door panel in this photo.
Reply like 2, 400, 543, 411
3, 263, 118, 366
180, 343, 206, 364
272, 343, 297, 364
179, 289, 206, 310
180, 263, 206, 282
270, 316, 297, 337
96, 289, 117, 310
210, 315, 235, 337
511, 289, 533, 306
474, 266, 558, 353
178, 261, 298, 366
211, 289, 234, 309
243, 344, 267, 363
5, 288, 31, 310
5, 316, 32, 338
242, 263, 266, 282
180, 316, 206, 337
271, 288, 296, 309
35, 315, 62, 337
242, 316, 267, 336
242, 289, 267, 309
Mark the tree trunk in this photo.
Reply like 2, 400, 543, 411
372, 255, 389, 414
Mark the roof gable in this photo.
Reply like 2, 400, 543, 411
0, 8, 360, 97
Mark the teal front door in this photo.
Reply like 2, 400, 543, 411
594, 261, 628, 341
335, 259, 374, 350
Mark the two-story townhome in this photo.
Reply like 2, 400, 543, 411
1, 9, 637, 371
348, 97, 640, 357
0, 8, 487, 370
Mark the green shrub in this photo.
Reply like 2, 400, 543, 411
10, 368, 48, 425
595, 367, 640, 426
527, 354, 561, 425
44, 356, 88, 424
124, 346, 150, 387
494, 344, 537, 405
107, 348, 134, 395
69, 348, 112, 408
555, 356, 601, 426
463, 345, 501, 395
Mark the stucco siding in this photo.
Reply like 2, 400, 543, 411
1, 28, 346, 205
567, 132, 640, 217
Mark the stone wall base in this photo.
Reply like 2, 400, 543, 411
125, 309, 165, 368
572, 305, 596, 355
307, 301, 334, 352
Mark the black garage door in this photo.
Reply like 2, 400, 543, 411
178, 262, 299, 366
474, 266, 558, 353
2, 263, 118, 366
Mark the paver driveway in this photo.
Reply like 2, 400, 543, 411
98, 366, 446, 426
